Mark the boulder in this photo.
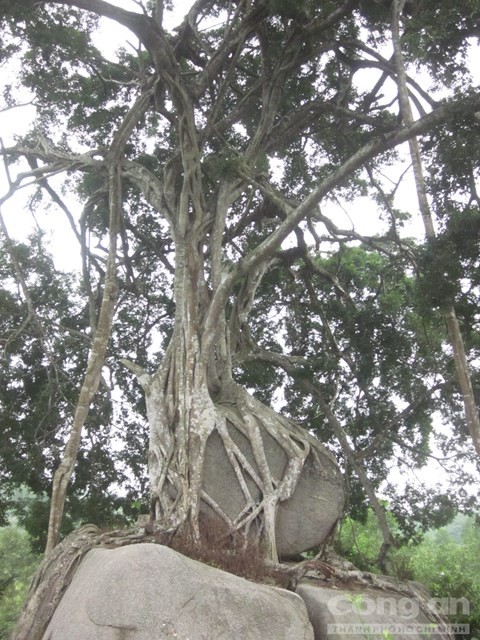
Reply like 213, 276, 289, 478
203, 421, 345, 558
296, 582, 453, 640
42, 543, 314, 640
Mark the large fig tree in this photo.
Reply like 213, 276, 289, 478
1, 0, 480, 565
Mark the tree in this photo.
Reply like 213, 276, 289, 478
412, 518, 480, 628
391, 0, 480, 460
336, 510, 480, 638
1, 0, 480, 569
0, 523, 41, 640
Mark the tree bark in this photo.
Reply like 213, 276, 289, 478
125, 238, 332, 561
45, 92, 152, 553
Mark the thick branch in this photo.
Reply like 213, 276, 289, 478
45, 91, 152, 554
203, 92, 480, 343
239, 94, 480, 277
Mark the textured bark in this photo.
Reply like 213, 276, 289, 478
45, 92, 152, 553
126, 240, 334, 560
138, 368, 342, 561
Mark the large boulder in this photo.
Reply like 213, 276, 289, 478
296, 582, 453, 640
203, 421, 345, 559
42, 543, 314, 640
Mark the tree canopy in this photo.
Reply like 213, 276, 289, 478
0, 0, 479, 559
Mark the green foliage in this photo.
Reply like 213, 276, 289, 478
0, 232, 150, 547
0, 523, 41, 639
249, 240, 467, 529
336, 509, 388, 571
266, 0, 320, 22
0, 233, 89, 499
335, 510, 480, 637
411, 520, 480, 637
403, 1, 480, 85
335, 507, 418, 573
202, 152, 243, 181
0, 0, 479, 555
416, 204, 480, 358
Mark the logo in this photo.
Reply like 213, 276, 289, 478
327, 594, 470, 619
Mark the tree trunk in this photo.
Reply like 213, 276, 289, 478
121, 230, 344, 562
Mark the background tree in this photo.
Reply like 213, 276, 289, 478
336, 511, 480, 638
0, 0, 479, 564
0, 520, 41, 639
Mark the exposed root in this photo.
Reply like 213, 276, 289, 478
145, 373, 334, 562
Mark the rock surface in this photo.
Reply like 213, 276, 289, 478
296, 582, 452, 640
203, 422, 345, 558
42, 543, 314, 640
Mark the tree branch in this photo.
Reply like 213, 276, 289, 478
203, 91, 480, 342
238, 93, 480, 277
45, 90, 152, 554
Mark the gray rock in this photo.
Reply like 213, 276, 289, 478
42, 543, 314, 640
203, 422, 345, 558
296, 582, 453, 640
